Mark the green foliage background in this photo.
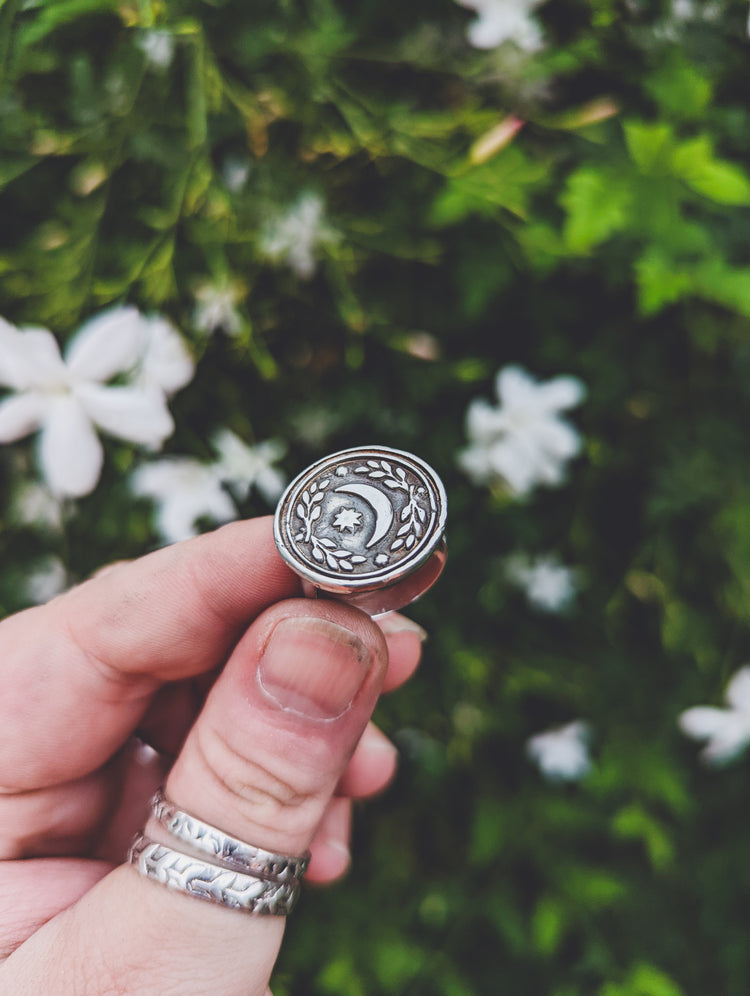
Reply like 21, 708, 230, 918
3, 0, 750, 992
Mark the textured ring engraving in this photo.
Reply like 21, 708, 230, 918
128, 832, 300, 915
274, 445, 447, 615
150, 789, 310, 883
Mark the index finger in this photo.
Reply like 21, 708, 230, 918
0, 517, 299, 793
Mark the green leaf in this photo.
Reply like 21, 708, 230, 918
316, 954, 367, 996
431, 148, 545, 225
624, 121, 675, 175
15, 0, 118, 48
634, 249, 692, 315
560, 167, 632, 253
672, 134, 750, 205
611, 804, 675, 871
0, 155, 39, 189
646, 53, 713, 120
628, 964, 685, 996
713, 492, 750, 625
600, 963, 685, 996
531, 896, 566, 956
374, 939, 424, 989
468, 796, 505, 865
692, 258, 750, 316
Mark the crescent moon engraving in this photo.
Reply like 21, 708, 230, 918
334, 483, 394, 548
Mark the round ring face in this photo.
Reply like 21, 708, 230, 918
274, 446, 447, 593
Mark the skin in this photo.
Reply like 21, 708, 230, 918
0, 517, 424, 995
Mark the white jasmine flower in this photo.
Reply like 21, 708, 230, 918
679, 666, 750, 764
455, 0, 545, 51
136, 315, 195, 395
506, 553, 578, 612
0, 308, 176, 498
212, 430, 286, 503
654, 0, 722, 40
131, 459, 236, 544
527, 720, 592, 782
193, 282, 244, 337
290, 408, 340, 448
25, 556, 68, 604
11, 480, 63, 531
458, 365, 585, 497
136, 30, 175, 70
259, 193, 335, 279
132, 434, 286, 544
670, 0, 721, 21
222, 157, 251, 193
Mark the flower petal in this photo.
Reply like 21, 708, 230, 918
138, 316, 195, 395
465, 398, 504, 443
725, 666, 750, 712
0, 328, 66, 390
678, 706, 733, 740
487, 437, 539, 495
531, 416, 583, 461
255, 464, 287, 504
11, 480, 63, 530
131, 459, 236, 543
76, 383, 174, 447
65, 306, 146, 382
494, 365, 537, 409
700, 724, 750, 764
25, 556, 68, 604
536, 376, 586, 413
0, 392, 49, 441
456, 443, 493, 485
38, 396, 103, 497
526, 721, 591, 781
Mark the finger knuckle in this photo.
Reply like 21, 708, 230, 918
192, 720, 327, 835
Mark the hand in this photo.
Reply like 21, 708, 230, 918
0, 517, 424, 995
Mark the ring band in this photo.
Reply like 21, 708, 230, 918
128, 832, 300, 915
151, 789, 310, 882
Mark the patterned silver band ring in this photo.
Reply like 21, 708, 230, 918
128, 832, 301, 916
150, 789, 310, 883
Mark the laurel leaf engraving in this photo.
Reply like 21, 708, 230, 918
296, 503, 305, 520
302, 490, 311, 506
326, 553, 339, 569
319, 479, 330, 489
369, 471, 387, 478
339, 559, 354, 571
406, 534, 416, 549
417, 505, 426, 522
355, 466, 369, 473
384, 478, 399, 487
401, 506, 410, 521
382, 461, 392, 473
350, 556, 367, 564
310, 505, 322, 521
311, 482, 317, 494
391, 538, 404, 551
397, 522, 411, 537
312, 547, 325, 562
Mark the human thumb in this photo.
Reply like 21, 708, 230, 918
3, 598, 388, 996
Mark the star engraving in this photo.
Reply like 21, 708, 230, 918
333, 507, 362, 533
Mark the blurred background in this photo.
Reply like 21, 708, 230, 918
2, 1, 750, 992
